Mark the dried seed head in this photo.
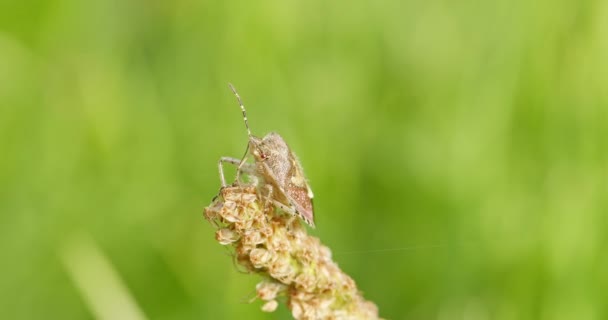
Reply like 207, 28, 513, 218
249, 248, 272, 268
268, 252, 295, 281
256, 281, 286, 301
204, 182, 381, 319
261, 300, 278, 312
203, 206, 219, 222
215, 228, 238, 245
241, 230, 264, 246
294, 272, 317, 292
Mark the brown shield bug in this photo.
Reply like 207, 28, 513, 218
217, 84, 315, 228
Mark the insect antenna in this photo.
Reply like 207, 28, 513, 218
228, 83, 253, 184
228, 83, 252, 137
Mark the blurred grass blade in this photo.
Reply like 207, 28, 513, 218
60, 233, 148, 320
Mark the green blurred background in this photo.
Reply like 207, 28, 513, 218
1, 0, 607, 319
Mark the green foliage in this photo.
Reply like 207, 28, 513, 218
0, 0, 606, 319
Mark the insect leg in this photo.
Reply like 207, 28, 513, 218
257, 185, 304, 229
218, 156, 256, 187
260, 184, 274, 211
271, 200, 314, 228
270, 200, 297, 216
259, 184, 294, 215
270, 199, 302, 228
235, 144, 250, 184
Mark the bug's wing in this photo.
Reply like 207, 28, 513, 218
258, 160, 290, 199
283, 156, 315, 227
285, 184, 315, 227
256, 145, 315, 227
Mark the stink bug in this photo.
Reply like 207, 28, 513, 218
217, 84, 315, 227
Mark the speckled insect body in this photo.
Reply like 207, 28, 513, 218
217, 84, 315, 227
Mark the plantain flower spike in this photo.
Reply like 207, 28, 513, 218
204, 185, 381, 319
